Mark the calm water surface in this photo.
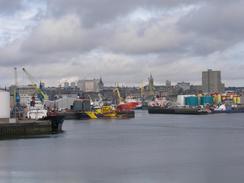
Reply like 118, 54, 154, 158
1, 111, 244, 183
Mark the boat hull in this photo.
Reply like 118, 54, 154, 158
213, 109, 244, 114
117, 111, 135, 118
45, 115, 64, 133
148, 106, 208, 115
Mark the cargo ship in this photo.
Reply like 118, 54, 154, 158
148, 96, 209, 115
148, 93, 244, 115
0, 90, 64, 139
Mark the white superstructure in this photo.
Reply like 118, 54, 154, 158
26, 97, 47, 120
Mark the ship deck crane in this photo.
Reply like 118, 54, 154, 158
12, 67, 22, 120
87, 95, 94, 105
22, 68, 48, 102
98, 93, 103, 102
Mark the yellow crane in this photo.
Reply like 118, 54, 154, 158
113, 83, 124, 104
22, 68, 49, 102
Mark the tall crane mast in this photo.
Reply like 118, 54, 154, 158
22, 68, 49, 102
14, 67, 18, 87
14, 67, 20, 104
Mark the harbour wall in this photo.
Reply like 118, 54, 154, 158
0, 121, 52, 139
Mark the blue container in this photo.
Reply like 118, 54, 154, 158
185, 96, 199, 106
200, 96, 214, 106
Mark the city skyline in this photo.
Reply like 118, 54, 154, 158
2, 68, 243, 89
1, 1, 244, 87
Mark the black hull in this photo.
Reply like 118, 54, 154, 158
148, 107, 208, 115
117, 111, 135, 118
213, 110, 244, 114
58, 112, 96, 120
46, 115, 64, 133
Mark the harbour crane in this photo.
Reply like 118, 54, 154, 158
22, 68, 49, 102
113, 85, 124, 104
14, 67, 20, 104
12, 67, 23, 120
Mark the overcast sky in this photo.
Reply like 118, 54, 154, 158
0, 0, 244, 87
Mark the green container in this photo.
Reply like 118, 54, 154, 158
185, 96, 199, 106
200, 96, 214, 106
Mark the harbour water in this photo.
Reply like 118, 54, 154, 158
1, 111, 244, 183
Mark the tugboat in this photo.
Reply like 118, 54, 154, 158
100, 105, 117, 118
125, 96, 142, 110
116, 104, 135, 118
112, 87, 135, 118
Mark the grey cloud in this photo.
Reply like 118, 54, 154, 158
178, 1, 244, 54
0, 40, 72, 68
21, 15, 89, 54
20, 13, 191, 55
25, 0, 244, 56
47, 0, 200, 27
0, 0, 23, 15
16, 0, 244, 57
1, 0, 244, 87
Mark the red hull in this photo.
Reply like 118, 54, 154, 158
117, 102, 139, 111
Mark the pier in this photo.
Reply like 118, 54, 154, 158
0, 119, 63, 139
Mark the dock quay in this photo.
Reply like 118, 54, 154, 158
0, 118, 64, 139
